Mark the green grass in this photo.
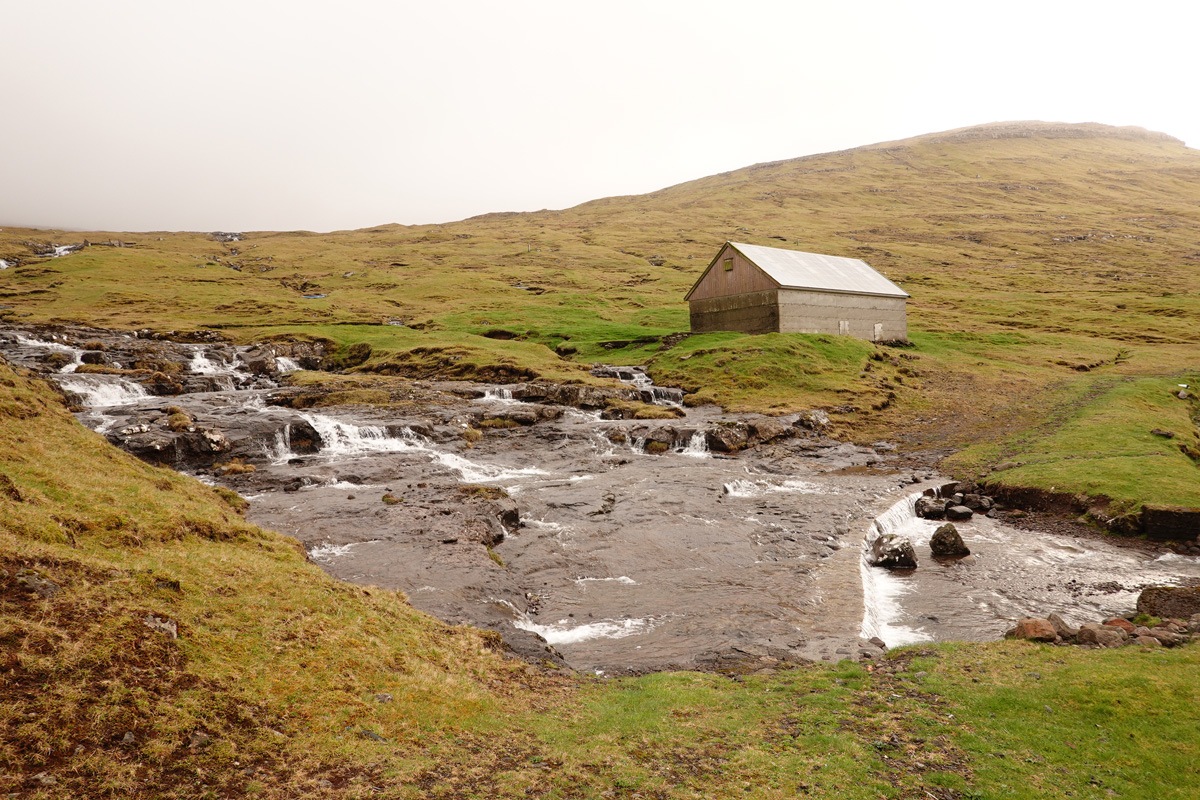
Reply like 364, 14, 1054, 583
947, 375, 1200, 510
644, 331, 897, 415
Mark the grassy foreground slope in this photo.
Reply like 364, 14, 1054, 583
2, 119, 1199, 509
3, 356, 1200, 799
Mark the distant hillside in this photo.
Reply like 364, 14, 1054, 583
2, 121, 1198, 510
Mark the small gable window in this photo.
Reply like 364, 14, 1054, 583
723, 258, 734, 272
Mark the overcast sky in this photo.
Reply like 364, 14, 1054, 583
3, 1, 1196, 233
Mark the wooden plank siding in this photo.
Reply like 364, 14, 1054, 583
686, 244, 778, 301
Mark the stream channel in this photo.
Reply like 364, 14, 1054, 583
5, 325, 1199, 675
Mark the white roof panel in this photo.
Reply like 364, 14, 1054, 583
729, 242, 909, 298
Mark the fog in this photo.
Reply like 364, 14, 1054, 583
2, 0, 1195, 232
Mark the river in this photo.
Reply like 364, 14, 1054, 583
4, 325, 1198, 674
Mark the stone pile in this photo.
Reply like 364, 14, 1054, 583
915, 483, 996, 522
1007, 586, 1200, 648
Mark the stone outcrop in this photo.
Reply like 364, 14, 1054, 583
1140, 506, 1200, 541
1136, 586, 1200, 619
793, 409, 830, 433
746, 418, 792, 445
705, 423, 749, 453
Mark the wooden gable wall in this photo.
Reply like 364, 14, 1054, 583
686, 243, 778, 301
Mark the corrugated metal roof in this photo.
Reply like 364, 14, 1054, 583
728, 242, 909, 298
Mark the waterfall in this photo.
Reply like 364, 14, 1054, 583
298, 413, 426, 457
276, 356, 301, 373
12, 333, 84, 373
483, 387, 514, 401
55, 374, 149, 407
190, 349, 229, 376
595, 365, 684, 407
859, 492, 933, 646
676, 431, 709, 458
265, 424, 293, 464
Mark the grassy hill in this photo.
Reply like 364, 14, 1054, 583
3, 120, 1199, 512
2, 121, 1200, 798
3, 359, 1199, 799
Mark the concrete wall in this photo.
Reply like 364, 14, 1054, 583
689, 288, 907, 341
777, 289, 907, 341
689, 290, 779, 335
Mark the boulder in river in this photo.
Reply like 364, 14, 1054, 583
870, 534, 917, 569
945, 505, 973, 521
929, 523, 970, 557
915, 495, 946, 519
962, 493, 994, 511
705, 423, 749, 453
1136, 586, 1200, 619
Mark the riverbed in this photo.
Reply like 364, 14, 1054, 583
5, 325, 1198, 674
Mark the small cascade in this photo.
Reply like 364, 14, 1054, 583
0, 259, 10, 269
491, 598, 663, 646
430, 451, 549, 484
266, 424, 293, 464
722, 477, 822, 497
275, 356, 301, 373
591, 365, 684, 406
290, 409, 552, 484
189, 347, 241, 390
190, 349, 226, 375
59, 350, 84, 373
482, 387, 514, 401
859, 492, 933, 646
56, 373, 149, 407
298, 413, 425, 457
11, 333, 85, 373
675, 431, 709, 458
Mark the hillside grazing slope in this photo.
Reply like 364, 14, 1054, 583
2, 120, 1199, 513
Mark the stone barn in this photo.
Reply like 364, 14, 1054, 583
685, 242, 908, 341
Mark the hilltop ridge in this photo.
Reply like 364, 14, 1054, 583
866, 120, 1184, 148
